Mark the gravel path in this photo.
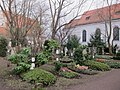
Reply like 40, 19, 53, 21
66, 69, 120, 90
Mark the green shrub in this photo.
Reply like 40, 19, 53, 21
78, 69, 98, 75
0, 36, 7, 57
113, 51, 120, 60
54, 61, 63, 71
73, 45, 87, 64
68, 65, 98, 75
21, 68, 56, 86
95, 55, 112, 60
59, 71, 79, 78
20, 47, 31, 56
105, 61, 120, 69
66, 35, 80, 50
83, 60, 110, 71
44, 39, 59, 51
36, 52, 48, 65
13, 62, 30, 75
8, 54, 28, 64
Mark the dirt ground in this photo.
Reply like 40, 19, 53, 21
0, 57, 33, 90
66, 69, 120, 90
0, 57, 120, 90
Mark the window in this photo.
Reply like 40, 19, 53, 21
96, 28, 101, 36
86, 16, 90, 20
115, 10, 120, 15
113, 27, 119, 40
82, 30, 86, 42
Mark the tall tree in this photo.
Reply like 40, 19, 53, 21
48, 0, 87, 40
96, 0, 119, 54
88, 29, 105, 54
0, 0, 40, 47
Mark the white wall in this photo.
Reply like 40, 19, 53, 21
70, 19, 120, 47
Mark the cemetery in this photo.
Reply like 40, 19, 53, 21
0, 35, 120, 90
0, 0, 120, 90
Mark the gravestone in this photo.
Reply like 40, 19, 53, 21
56, 49, 60, 61
82, 49, 87, 60
64, 47, 68, 56
30, 57, 35, 70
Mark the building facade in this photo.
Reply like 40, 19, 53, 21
66, 3, 120, 48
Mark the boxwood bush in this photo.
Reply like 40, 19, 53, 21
83, 60, 111, 71
21, 68, 56, 86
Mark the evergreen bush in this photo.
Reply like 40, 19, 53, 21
0, 36, 7, 57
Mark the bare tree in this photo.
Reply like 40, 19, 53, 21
0, 0, 40, 48
31, 2, 49, 55
48, 0, 87, 40
96, 0, 119, 54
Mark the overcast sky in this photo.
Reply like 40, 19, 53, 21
79, 0, 120, 13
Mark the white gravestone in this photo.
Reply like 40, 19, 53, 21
30, 57, 35, 70
56, 49, 60, 61
56, 49, 59, 54
64, 47, 68, 56
82, 49, 87, 60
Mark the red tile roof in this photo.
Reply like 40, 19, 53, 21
66, 3, 120, 28
0, 11, 37, 37
0, 27, 8, 36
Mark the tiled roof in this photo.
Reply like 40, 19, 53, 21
0, 11, 37, 37
0, 27, 8, 36
66, 3, 120, 28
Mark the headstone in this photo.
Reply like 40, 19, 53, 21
82, 49, 87, 60
56, 49, 59, 54
32, 57, 35, 62
30, 63, 35, 70
30, 57, 35, 70
71, 52, 73, 56
64, 47, 68, 56
8, 41, 12, 47
56, 58, 59, 61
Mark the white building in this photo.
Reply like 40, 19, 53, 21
66, 3, 120, 48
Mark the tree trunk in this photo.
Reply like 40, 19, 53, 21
51, 30, 56, 40
108, 41, 112, 55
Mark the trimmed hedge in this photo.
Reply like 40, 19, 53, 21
83, 60, 111, 71
68, 65, 98, 75
59, 71, 79, 78
21, 68, 56, 86
105, 61, 120, 69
